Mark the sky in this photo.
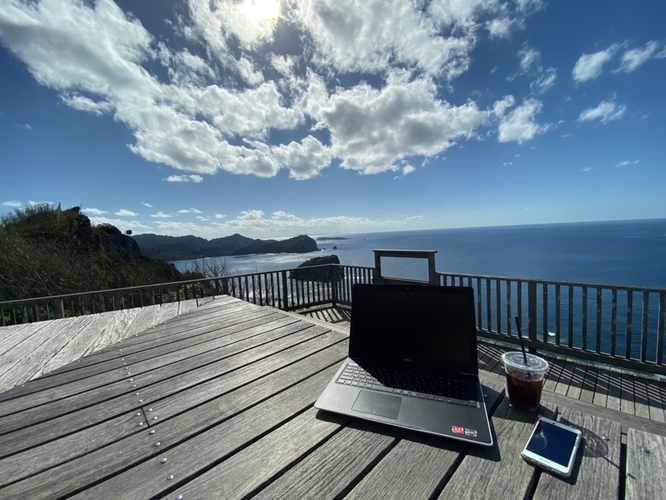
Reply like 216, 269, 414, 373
1, 0, 665, 239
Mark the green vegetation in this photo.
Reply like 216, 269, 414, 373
0, 204, 189, 301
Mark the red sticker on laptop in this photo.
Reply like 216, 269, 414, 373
452, 425, 465, 434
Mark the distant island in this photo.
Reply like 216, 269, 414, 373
133, 233, 318, 262
315, 236, 350, 241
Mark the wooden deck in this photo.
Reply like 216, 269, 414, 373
0, 298, 665, 499
301, 306, 666, 425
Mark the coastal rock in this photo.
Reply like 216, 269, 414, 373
290, 255, 340, 282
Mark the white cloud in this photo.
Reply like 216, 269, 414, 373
215, 213, 226, 219
271, 136, 333, 180
580, 167, 592, 172
492, 95, 516, 117
195, 216, 209, 221
115, 209, 138, 217
516, 45, 557, 95
402, 164, 416, 176
572, 44, 620, 83
83, 208, 107, 215
578, 96, 626, 124
191, 208, 202, 214
177, 210, 191, 214
307, 71, 487, 174
60, 95, 113, 116
236, 54, 264, 86
486, 17, 515, 39
616, 160, 639, 168
615, 41, 660, 73
518, 46, 540, 72
238, 210, 265, 220
2, 200, 23, 208
294, 0, 475, 79
141, 202, 153, 208
497, 98, 549, 143
532, 67, 557, 94
15, 123, 32, 130
163, 175, 204, 183
153, 210, 426, 238
150, 211, 172, 218
272, 211, 296, 219
0, 0, 546, 184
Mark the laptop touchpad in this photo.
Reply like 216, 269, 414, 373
352, 390, 402, 419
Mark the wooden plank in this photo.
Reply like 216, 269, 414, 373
343, 381, 505, 500
0, 315, 99, 393
645, 378, 665, 423
591, 365, 609, 408
70, 365, 341, 500
543, 358, 564, 394
0, 297, 243, 400
554, 361, 574, 396
0, 322, 48, 356
620, 371, 635, 415
50, 300, 263, 369
578, 364, 598, 404
0, 314, 301, 418
1, 332, 345, 479
38, 297, 242, 375
566, 362, 588, 400
253, 418, 404, 500
0, 343, 346, 499
142, 330, 347, 422
0, 322, 333, 448
606, 368, 622, 412
0, 411, 145, 488
532, 407, 622, 500
437, 400, 557, 499
1, 308, 280, 400
625, 428, 666, 500
632, 375, 651, 420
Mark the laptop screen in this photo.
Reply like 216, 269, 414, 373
349, 284, 478, 374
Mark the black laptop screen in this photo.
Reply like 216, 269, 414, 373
349, 285, 478, 374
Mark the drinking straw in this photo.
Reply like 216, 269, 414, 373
514, 316, 529, 365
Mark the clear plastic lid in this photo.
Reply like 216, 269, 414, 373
501, 351, 549, 373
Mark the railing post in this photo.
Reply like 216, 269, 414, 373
281, 270, 289, 310
528, 281, 537, 353
331, 265, 339, 307
427, 253, 437, 285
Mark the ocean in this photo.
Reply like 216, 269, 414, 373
174, 219, 666, 361
175, 218, 666, 289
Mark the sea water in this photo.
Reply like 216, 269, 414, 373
174, 219, 666, 361
177, 219, 666, 288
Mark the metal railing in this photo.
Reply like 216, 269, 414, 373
2, 261, 664, 374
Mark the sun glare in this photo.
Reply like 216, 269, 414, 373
240, 0, 281, 25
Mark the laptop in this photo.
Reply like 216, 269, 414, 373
315, 284, 493, 446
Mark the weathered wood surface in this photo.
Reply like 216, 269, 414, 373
0, 296, 230, 393
625, 428, 666, 500
1, 298, 664, 499
532, 407, 622, 500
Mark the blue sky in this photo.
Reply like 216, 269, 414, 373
1, 0, 665, 239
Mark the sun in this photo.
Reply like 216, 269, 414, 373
239, 0, 281, 25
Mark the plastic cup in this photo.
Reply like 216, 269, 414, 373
501, 352, 549, 411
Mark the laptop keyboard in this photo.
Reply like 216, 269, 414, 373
336, 362, 479, 407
